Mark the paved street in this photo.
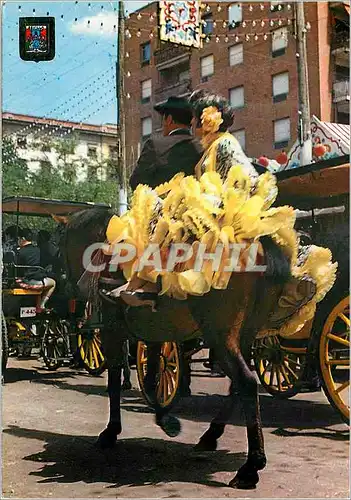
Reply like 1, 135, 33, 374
2, 355, 349, 499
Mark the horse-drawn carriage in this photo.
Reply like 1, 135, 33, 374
135, 154, 350, 423
1, 196, 110, 376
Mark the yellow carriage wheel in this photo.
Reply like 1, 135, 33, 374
77, 328, 106, 376
136, 341, 182, 409
253, 335, 308, 399
318, 295, 350, 423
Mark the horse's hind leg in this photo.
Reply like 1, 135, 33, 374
227, 337, 266, 489
194, 375, 239, 454
121, 340, 132, 391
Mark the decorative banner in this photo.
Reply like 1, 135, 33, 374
19, 17, 55, 62
159, 1, 202, 48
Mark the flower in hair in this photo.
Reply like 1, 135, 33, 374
201, 106, 223, 134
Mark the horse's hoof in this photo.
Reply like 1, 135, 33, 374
229, 467, 259, 490
156, 415, 181, 438
121, 381, 132, 391
95, 427, 119, 450
191, 437, 217, 458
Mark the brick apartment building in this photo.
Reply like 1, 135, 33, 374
124, 1, 349, 174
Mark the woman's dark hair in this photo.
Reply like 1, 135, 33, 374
37, 230, 51, 245
189, 90, 235, 132
18, 228, 33, 241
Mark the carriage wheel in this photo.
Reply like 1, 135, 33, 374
77, 328, 106, 376
136, 341, 182, 409
41, 319, 68, 371
1, 313, 9, 375
253, 335, 308, 399
318, 294, 349, 423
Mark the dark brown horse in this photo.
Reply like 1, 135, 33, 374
60, 206, 291, 489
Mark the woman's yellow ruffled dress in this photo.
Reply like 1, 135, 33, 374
105, 134, 337, 337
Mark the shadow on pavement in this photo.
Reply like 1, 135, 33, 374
6, 366, 348, 441
3, 425, 245, 489
3, 367, 80, 384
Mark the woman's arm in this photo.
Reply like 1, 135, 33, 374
216, 136, 258, 181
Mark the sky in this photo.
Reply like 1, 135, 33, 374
2, 0, 151, 125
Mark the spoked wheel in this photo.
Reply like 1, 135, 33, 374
318, 294, 350, 423
136, 341, 182, 409
253, 335, 308, 399
41, 319, 69, 371
77, 328, 106, 376
1, 313, 9, 375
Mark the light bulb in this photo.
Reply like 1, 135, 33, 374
242, 21, 246, 27
137, 13, 142, 20
261, 20, 265, 27
249, 4, 253, 11
252, 20, 256, 27
216, 36, 220, 43
137, 29, 141, 37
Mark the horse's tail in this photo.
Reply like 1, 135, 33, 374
260, 235, 291, 285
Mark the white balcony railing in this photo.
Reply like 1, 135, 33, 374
333, 80, 350, 103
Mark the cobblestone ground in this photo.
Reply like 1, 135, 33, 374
2, 356, 349, 499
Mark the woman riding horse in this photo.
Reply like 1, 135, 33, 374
62, 91, 336, 490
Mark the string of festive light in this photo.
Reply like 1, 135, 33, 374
125, 26, 295, 42
29, 86, 116, 140
5, 43, 116, 107
4, 69, 115, 139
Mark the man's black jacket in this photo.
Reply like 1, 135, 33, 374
129, 129, 203, 189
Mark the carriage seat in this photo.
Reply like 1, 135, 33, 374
15, 278, 45, 291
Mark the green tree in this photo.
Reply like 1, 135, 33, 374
2, 135, 120, 230
2, 136, 30, 198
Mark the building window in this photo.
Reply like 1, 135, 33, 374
272, 72, 289, 102
274, 117, 290, 148
87, 144, 98, 158
200, 54, 214, 82
141, 117, 152, 141
229, 86, 244, 109
229, 43, 243, 66
141, 42, 151, 65
272, 27, 288, 57
270, 2, 285, 13
202, 14, 213, 35
109, 145, 118, 160
228, 3, 242, 29
17, 136, 27, 149
141, 79, 152, 103
234, 129, 245, 151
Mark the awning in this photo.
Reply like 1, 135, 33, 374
2, 196, 111, 217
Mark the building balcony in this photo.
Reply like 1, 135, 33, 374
154, 43, 191, 70
154, 79, 192, 105
333, 80, 350, 103
331, 31, 349, 66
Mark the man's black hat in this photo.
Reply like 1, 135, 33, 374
154, 96, 192, 123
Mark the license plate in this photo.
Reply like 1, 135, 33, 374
20, 307, 37, 318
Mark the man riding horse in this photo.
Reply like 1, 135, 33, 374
61, 90, 337, 490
